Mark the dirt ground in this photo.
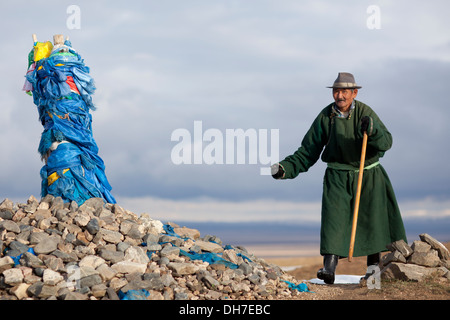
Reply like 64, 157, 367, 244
266, 242, 450, 300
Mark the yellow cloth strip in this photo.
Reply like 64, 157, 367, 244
47, 169, 70, 186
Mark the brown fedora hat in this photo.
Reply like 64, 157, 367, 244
327, 72, 362, 89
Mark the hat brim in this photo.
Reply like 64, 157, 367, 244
327, 84, 362, 89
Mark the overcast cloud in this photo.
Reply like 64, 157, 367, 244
0, 1, 449, 224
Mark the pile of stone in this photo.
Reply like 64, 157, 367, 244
0, 196, 307, 300
381, 234, 450, 282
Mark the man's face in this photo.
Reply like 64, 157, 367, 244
332, 88, 358, 111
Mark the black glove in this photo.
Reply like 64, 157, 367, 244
360, 116, 372, 135
271, 163, 285, 179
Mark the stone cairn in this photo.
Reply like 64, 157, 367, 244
0, 196, 307, 300
381, 234, 450, 282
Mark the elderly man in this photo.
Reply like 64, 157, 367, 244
271, 72, 407, 284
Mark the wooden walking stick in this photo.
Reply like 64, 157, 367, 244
348, 131, 368, 262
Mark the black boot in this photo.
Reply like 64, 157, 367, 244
362, 252, 380, 280
317, 254, 339, 284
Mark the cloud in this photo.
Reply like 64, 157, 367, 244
115, 195, 450, 224
0, 1, 449, 216
116, 195, 322, 223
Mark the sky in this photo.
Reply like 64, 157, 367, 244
0, 1, 449, 227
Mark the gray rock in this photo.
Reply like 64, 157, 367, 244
106, 287, 120, 300
124, 246, 149, 264
0, 220, 20, 233
20, 252, 45, 268
160, 245, 180, 259
419, 233, 450, 260
63, 291, 89, 300
27, 281, 44, 297
172, 226, 201, 240
201, 274, 220, 290
146, 242, 162, 252
73, 212, 91, 227
381, 262, 437, 282
127, 225, 144, 240
91, 283, 107, 298
33, 239, 58, 255
386, 239, 413, 258
8, 241, 30, 255
0, 208, 13, 220
0, 256, 14, 272
0, 196, 314, 301
238, 262, 253, 275
99, 249, 125, 264
50, 197, 65, 213
142, 274, 165, 291
96, 263, 117, 281
111, 261, 147, 274
143, 233, 159, 244
99, 229, 124, 244
159, 235, 183, 247
80, 274, 103, 288
0, 198, 14, 210
79, 255, 106, 269
411, 240, 431, 253
117, 242, 131, 252
86, 218, 100, 235
158, 257, 170, 266
194, 240, 223, 253
168, 262, 199, 276
29, 232, 51, 245
174, 292, 189, 300
3, 268, 24, 285
51, 250, 78, 263
81, 198, 105, 216
407, 251, 441, 268
119, 219, 135, 235
381, 250, 407, 266
43, 269, 64, 285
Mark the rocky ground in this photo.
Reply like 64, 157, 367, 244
0, 196, 316, 301
0, 196, 448, 302
275, 241, 450, 300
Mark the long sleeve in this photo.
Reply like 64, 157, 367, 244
279, 109, 329, 179
357, 109, 393, 153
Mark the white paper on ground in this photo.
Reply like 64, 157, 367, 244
307, 275, 363, 284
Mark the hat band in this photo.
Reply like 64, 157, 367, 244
332, 82, 358, 88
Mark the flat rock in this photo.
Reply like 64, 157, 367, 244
173, 227, 201, 240
407, 251, 441, 268
168, 262, 199, 276
194, 240, 224, 253
3, 268, 24, 285
111, 261, 147, 274
0, 220, 20, 233
99, 229, 124, 244
419, 233, 450, 260
10, 283, 31, 300
43, 269, 64, 285
386, 239, 413, 258
33, 239, 58, 255
381, 250, 407, 266
381, 262, 438, 282
0, 196, 318, 301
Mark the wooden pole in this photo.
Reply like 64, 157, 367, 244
348, 131, 368, 262
32, 34, 37, 43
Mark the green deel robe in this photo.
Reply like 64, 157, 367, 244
279, 100, 407, 257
